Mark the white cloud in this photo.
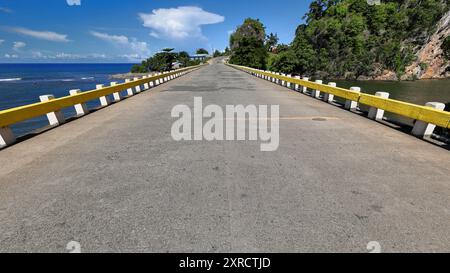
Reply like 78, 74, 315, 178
90, 31, 150, 57
9, 27, 70, 42
139, 6, 224, 40
4, 54, 18, 58
13, 41, 26, 51
66, 0, 81, 6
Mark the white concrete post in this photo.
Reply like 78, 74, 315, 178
302, 77, 309, 94
281, 73, 286, 86
125, 79, 135, 97
97, 84, 110, 107
133, 78, 142, 93
39, 95, 65, 126
287, 75, 292, 89
368, 92, 390, 121
0, 126, 16, 148
143, 76, 150, 90
69, 89, 89, 116
149, 79, 155, 88
277, 73, 281, 85
294, 76, 300, 91
110, 82, 121, 102
412, 102, 446, 138
323, 82, 336, 103
345, 87, 361, 110
312, 80, 322, 98
155, 73, 160, 86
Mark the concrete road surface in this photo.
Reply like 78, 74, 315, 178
0, 61, 449, 253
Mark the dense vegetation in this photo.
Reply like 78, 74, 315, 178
229, 0, 449, 79
131, 48, 204, 73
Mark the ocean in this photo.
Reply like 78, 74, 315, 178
0, 63, 134, 137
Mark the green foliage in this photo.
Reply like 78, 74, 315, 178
265, 33, 279, 51
265, 0, 449, 79
229, 18, 269, 69
130, 50, 201, 73
442, 36, 450, 60
196, 48, 209, 55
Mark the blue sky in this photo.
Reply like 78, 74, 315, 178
0, 0, 309, 63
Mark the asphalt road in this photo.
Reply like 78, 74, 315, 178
0, 61, 449, 253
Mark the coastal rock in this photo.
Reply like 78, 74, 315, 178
403, 10, 450, 80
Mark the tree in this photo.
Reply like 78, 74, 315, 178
265, 33, 279, 51
177, 51, 191, 67
229, 18, 269, 69
196, 48, 209, 55
213, 50, 222, 58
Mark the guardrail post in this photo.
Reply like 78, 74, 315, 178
368, 92, 390, 121
294, 76, 300, 91
312, 80, 322, 98
69, 89, 89, 116
323, 82, 336, 103
302, 77, 309, 94
411, 102, 446, 138
143, 76, 150, 90
133, 78, 142, 93
287, 75, 292, 89
0, 126, 16, 148
97, 84, 111, 106
345, 87, 361, 110
125, 79, 135, 96
281, 73, 286, 86
39, 95, 65, 126
110, 82, 121, 102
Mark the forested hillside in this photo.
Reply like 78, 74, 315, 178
229, 0, 450, 80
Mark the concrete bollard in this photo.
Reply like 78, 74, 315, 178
110, 82, 121, 102
302, 77, 309, 94
125, 79, 135, 96
287, 75, 292, 89
323, 82, 336, 103
412, 102, 446, 138
39, 95, 65, 126
345, 87, 361, 110
281, 73, 286, 86
0, 126, 16, 148
97, 84, 110, 107
143, 76, 150, 90
312, 80, 322, 98
69, 89, 89, 116
294, 76, 300, 91
133, 78, 142, 93
368, 92, 390, 121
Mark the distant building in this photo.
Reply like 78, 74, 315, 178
172, 61, 182, 69
189, 54, 209, 61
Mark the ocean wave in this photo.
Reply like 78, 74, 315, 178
0, 78, 22, 82
81, 77, 94, 80
61, 79, 76, 82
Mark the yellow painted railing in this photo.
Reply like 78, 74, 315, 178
226, 63, 450, 130
0, 65, 202, 128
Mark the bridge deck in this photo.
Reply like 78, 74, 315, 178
0, 62, 449, 252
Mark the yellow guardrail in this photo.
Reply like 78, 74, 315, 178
0, 65, 203, 128
226, 63, 450, 129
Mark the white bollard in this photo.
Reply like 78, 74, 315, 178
294, 76, 300, 91
97, 84, 111, 107
287, 75, 292, 89
0, 126, 16, 148
323, 82, 336, 103
143, 76, 150, 90
412, 102, 446, 138
133, 78, 142, 93
345, 87, 361, 110
281, 73, 286, 86
312, 80, 322, 98
302, 77, 309, 94
69, 89, 89, 116
368, 92, 390, 121
39, 95, 65, 126
125, 79, 135, 96
110, 82, 121, 102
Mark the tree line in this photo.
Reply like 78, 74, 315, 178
228, 0, 450, 80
